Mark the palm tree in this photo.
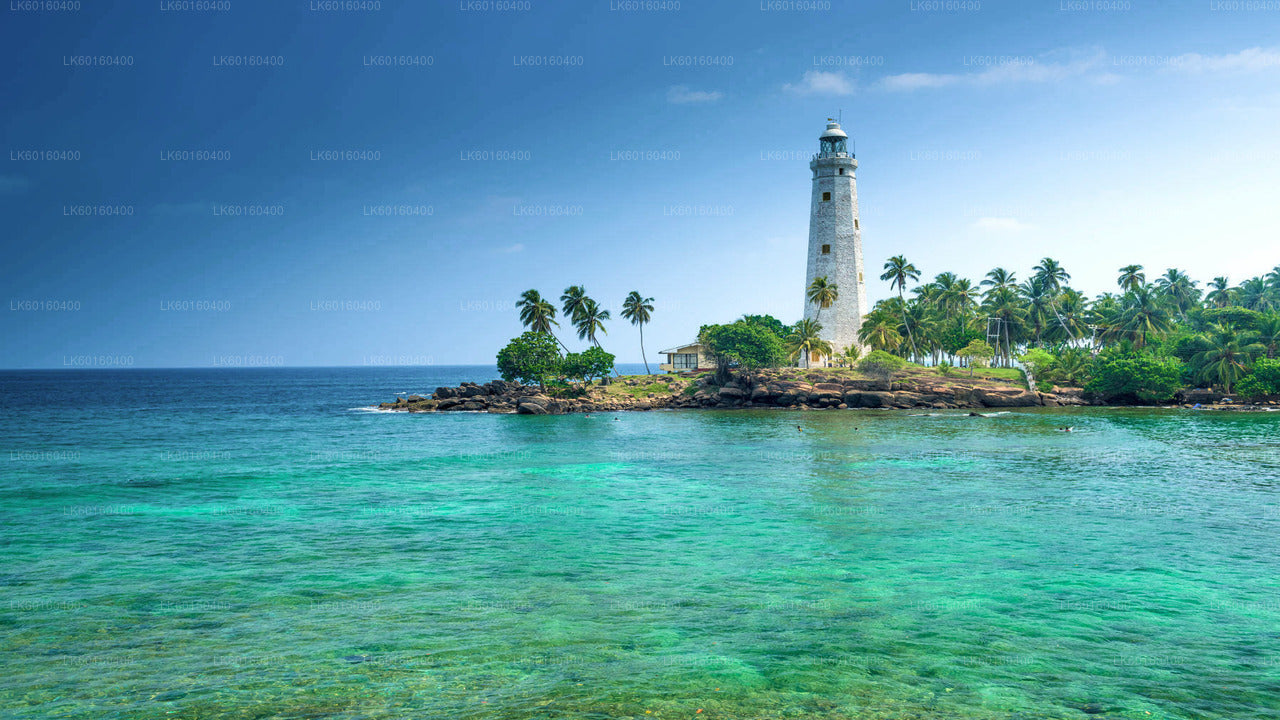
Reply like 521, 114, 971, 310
881, 256, 921, 296
516, 289, 565, 352
560, 285, 589, 327
1019, 277, 1054, 346
574, 298, 610, 347
620, 291, 655, 374
1154, 269, 1200, 317
1238, 276, 1275, 312
981, 267, 1017, 294
1117, 264, 1145, 293
858, 313, 903, 353
1267, 265, 1280, 292
1046, 288, 1090, 344
1255, 313, 1280, 359
787, 318, 831, 369
1194, 323, 1263, 394
881, 256, 921, 357
1033, 257, 1071, 294
1206, 277, 1233, 308
1119, 285, 1173, 349
806, 276, 839, 325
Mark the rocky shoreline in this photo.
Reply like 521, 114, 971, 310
377, 370, 1097, 415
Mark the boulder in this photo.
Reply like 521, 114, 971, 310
718, 387, 747, 400
813, 383, 844, 400
436, 398, 462, 411
976, 388, 1040, 407
845, 391, 894, 408
516, 396, 550, 415
434, 386, 456, 399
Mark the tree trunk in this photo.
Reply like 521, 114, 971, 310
639, 324, 650, 375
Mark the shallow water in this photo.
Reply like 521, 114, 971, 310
2, 368, 1279, 719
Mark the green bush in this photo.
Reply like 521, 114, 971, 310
699, 321, 787, 380
1036, 379, 1053, 393
1084, 353, 1183, 404
562, 346, 615, 384
496, 332, 562, 387
859, 350, 907, 381
1236, 358, 1280, 399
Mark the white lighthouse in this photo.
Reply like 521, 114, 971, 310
803, 119, 867, 363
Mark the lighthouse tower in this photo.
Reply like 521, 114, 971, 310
803, 119, 867, 362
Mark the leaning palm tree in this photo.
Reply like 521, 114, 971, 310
806, 276, 839, 324
1117, 264, 1146, 293
516, 289, 566, 352
787, 318, 831, 369
574, 298, 610, 348
1194, 323, 1263, 394
560, 285, 589, 327
1033, 257, 1071, 294
620, 291, 655, 374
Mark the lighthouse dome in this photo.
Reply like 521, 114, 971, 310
820, 121, 848, 139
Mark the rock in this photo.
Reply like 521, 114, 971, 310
844, 391, 893, 408
436, 398, 462, 411
434, 386, 456, 399
461, 401, 485, 411
718, 387, 747, 400
406, 395, 427, 403
975, 389, 1040, 407
516, 396, 549, 415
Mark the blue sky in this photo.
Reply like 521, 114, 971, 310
3, 0, 1278, 368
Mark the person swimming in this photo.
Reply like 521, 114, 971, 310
1057, 426, 1073, 432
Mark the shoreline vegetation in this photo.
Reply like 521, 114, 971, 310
377, 258, 1280, 414
376, 365, 1279, 415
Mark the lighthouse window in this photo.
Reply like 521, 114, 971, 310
822, 244, 831, 254
854, 219, 859, 229
838, 168, 844, 175
822, 192, 831, 202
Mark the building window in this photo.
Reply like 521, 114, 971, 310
673, 353, 698, 370
854, 219, 859, 229
838, 168, 844, 175
822, 191, 831, 202
821, 244, 830, 254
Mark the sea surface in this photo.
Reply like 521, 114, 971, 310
2, 366, 1279, 719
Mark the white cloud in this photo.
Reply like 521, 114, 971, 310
1166, 47, 1280, 73
972, 217, 1032, 232
667, 85, 724, 104
880, 52, 1106, 92
783, 71, 855, 96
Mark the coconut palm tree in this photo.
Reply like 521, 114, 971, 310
1194, 323, 1263, 394
880, 256, 921, 296
1238, 276, 1275, 312
1117, 264, 1146, 293
1255, 314, 1280, 359
1267, 265, 1280, 292
1019, 277, 1054, 346
1206, 277, 1234, 308
806, 276, 839, 324
560, 285, 589, 326
1154, 269, 1200, 317
574, 298, 610, 347
858, 314, 903, 353
881, 256, 922, 358
981, 267, 1017, 294
980, 285, 1027, 366
516, 289, 566, 352
787, 318, 831, 369
1033, 257, 1071, 294
620, 291, 655, 374
1119, 285, 1173, 349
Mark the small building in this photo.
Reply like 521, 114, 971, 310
659, 342, 716, 373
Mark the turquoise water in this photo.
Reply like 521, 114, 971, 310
2, 368, 1279, 719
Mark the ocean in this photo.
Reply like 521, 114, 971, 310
1, 366, 1278, 719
